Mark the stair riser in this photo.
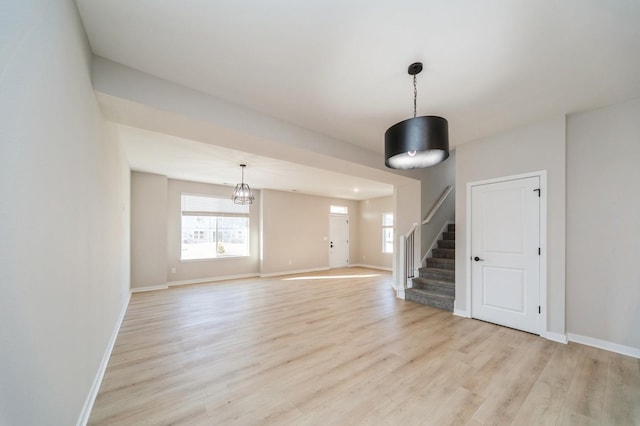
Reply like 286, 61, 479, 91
432, 248, 455, 259
413, 281, 455, 297
437, 240, 455, 249
419, 269, 454, 281
442, 232, 455, 240
424, 282, 455, 296
448, 224, 455, 232
405, 292, 454, 312
426, 258, 455, 270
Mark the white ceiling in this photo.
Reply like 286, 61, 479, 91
117, 124, 394, 200
76, 0, 640, 197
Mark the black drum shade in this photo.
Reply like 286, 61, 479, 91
385, 115, 449, 169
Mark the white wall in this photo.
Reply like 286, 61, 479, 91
130, 172, 168, 289
358, 196, 393, 270
455, 116, 566, 335
0, 1, 130, 424
566, 97, 640, 350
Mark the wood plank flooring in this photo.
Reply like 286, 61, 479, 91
89, 268, 640, 425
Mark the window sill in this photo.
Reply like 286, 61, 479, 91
180, 256, 250, 262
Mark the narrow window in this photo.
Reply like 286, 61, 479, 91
330, 205, 348, 215
382, 212, 394, 253
181, 194, 250, 260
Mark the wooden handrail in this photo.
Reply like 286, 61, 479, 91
422, 186, 453, 225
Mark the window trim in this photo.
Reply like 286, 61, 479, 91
382, 212, 394, 254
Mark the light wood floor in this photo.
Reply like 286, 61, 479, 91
89, 267, 640, 425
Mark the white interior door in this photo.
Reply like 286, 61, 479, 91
471, 176, 540, 334
329, 215, 349, 268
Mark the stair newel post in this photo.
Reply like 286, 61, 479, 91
397, 223, 418, 300
397, 234, 406, 299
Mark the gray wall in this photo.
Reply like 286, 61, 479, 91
131, 172, 168, 288
420, 150, 456, 259
566, 97, 640, 349
455, 116, 566, 336
0, 1, 131, 424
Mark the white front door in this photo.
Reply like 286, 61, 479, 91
471, 176, 540, 334
329, 215, 349, 268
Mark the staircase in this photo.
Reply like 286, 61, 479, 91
405, 224, 455, 312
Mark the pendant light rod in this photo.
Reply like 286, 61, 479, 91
408, 62, 422, 118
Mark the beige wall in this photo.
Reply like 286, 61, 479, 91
566, 97, 640, 350
261, 189, 359, 275
132, 176, 364, 282
131, 172, 168, 288
455, 116, 566, 336
167, 179, 260, 282
357, 196, 393, 270
394, 181, 422, 288
0, 1, 131, 424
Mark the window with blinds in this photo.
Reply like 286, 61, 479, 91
181, 194, 250, 260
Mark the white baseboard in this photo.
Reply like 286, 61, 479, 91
168, 273, 259, 287
77, 292, 131, 426
260, 267, 329, 278
130, 284, 168, 293
453, 308, 470, 318
543, 331, 568, 344
568, 333, 640, 359
349, 264, 392, 272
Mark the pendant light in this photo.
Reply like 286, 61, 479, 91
231, 164, 255, 205
385, 62, 449, 169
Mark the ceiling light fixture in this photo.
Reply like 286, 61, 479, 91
385, 62, 449, 169
231, 164, 255, 205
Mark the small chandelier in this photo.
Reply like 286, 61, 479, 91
231, 164, 255, 205
385, 62, 449, 169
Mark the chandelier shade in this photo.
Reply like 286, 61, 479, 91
384, 62, 450, 169
231, 164, 255, 205
385, 115, 449, 169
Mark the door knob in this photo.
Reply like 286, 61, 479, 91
474, 256, 484, 261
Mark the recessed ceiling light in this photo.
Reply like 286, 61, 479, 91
354, 188, 360, 192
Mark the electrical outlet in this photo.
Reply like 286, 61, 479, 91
288, 259, 292, 265
171, 267, 176, 274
